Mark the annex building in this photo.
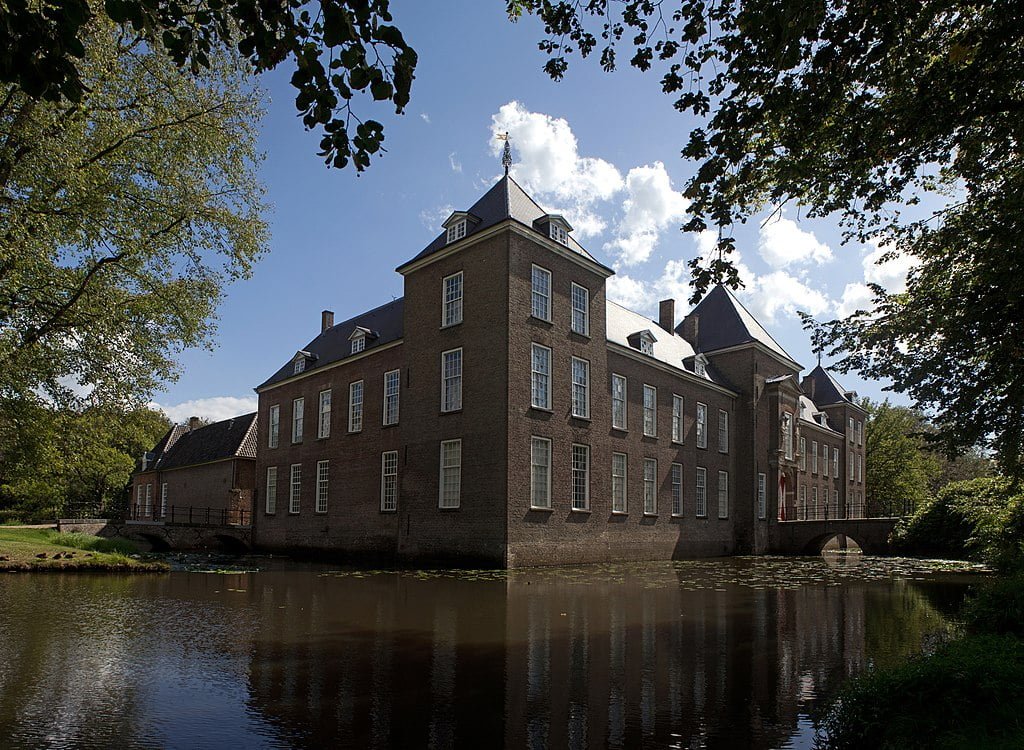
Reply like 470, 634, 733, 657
251, 175, 867, 567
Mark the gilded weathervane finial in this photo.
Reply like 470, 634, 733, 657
497, 131, 512, 175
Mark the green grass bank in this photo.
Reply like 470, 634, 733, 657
0, 527, 168, 572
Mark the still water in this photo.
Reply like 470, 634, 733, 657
0, 556, 982, 749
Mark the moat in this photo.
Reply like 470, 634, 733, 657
0, 556, 983, 749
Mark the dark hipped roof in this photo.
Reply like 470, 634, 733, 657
153, 413, 257, 471
258, 298, 405, 389
397, 175, 605, 271
678, 284, 800, 367
806, 364, 854, 407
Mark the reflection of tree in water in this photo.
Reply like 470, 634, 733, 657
863, 578, 962, 670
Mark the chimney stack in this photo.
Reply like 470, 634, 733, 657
322, 309, 335, 333
801, 375, 815, 399
681, 314, 700, 346
659, 299, 675, 332
188, 416, 200, 432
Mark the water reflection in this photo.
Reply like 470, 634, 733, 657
0, 558, 975, 749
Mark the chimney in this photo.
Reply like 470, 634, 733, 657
801, 375, 815, 399
680, 314, 700, 346
188, 416, 200, 432
659, 299, 675, 332
321, 309, 334, 333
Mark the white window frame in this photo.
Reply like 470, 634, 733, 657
348, 380, 363, 433
265, 466, 277, 514
643, 384, 657, 437
381, 451, 399, 512
446, 219, 467, 243
383, 369, 400, 426
718, 470, 729, 519
531, 264, 552, 322
639, 337, 654, 356
160, 483, 168, 518
351, 334, 366, 354
858, 453, 863, 482
442, 271, 464, 327
293, 357, 305, 375
530, 437, 552, 510
671, 463, 683, 517
811, 440, 818, 474
694, 355, 708, 377
318, 389, 331, 439
799, 436, 807, 471
571, 357, 590, 419
570, 283, 590, 336
612, 452, 628, 514
441, 348, 463, 413
757, 473, 767, 520
643, 458, 658, 515
611, 374, 627, 430
783, 413, 794, 460
531, 344, 551, 410
823, 443, 830, 478
289, 463, 301, 514
268, 405, 279, 449
718, 410, 729, 453
144, 483, 152, 516
672, 394, 684, 443
849, 416, 855, 438
291, 397, 304, 443
549, 222, 569, 245
571, 444, 590, 511
136, 484, 143, 514
833, 488, 840, 515
849, 450, 855, 480
800, 484, 807, 516
812, 486, 819, 518
696, 402, 708, 449
696, 467, 707, 518
315, 460, 329, 514
439, 439, 462, 508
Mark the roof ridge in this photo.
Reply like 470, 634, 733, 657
606, 299, 680, 338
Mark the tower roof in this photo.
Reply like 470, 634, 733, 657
146, 413, 258, 472
806, 364, 856, 408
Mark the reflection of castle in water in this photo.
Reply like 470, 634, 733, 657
244, 566, 886, 749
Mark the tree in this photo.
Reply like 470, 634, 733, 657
861, 399, 938, 518
508, 1, 1024, 477
0, 0, 416, 171
0, 13, 266, 407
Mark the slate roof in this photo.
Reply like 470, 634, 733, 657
258, 298, 405, 390
799, 394, 841, 433
397, 175, 606, 271
678, 284, 800, 367
153, 413, 258, 471
806, 364, 855, 408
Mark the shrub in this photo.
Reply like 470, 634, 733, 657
961, 575, 1024, 638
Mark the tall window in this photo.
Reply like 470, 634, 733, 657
718, 410, 729, 453
531, 437, 551, 509
849, 451, 855, 480
570, 283, 589, 336
643, 458, 658, 515
571, 357, 590, 419
718, 471, 729, 518
799, 436, 807, 470
289, 463, 301, 514
383, 370, 400, 425
783, 413, 794, 460
812, 486, 819, 518
811, 440, 819, 473
316, 460, 329, 513
833, 489, 840, 516
160, 483, 168, 517
443, 271, 463, 327
292, 398, 304, 443
848, 416, 855, 437
696, 467, 707, 517
612, 452, 627, 513
757, 473, 767, 519
800, 485, 807, 517
531, 344, 551, 410
442, 348, 463, 412
381, 451, 398, 511
858, 453, 863, 482
349, 381, 363, 432
531, 265, 551, 321
265, 466, 277, 514
671, 463, 683, 516
439, 440, 462, 508
696, 402, 708, 448
857, 420, 863, 445
351, 334, 365, 354
822, 444, 829, 477
833, 448, 839, 477
672, 395, 684, 442
136, 485, 143, 514
571, 444, 590, 510
611, 374, 627, 429
144, 484, 152, 516
318, 389, 331, 438
446, 219, 467, 243
268, 405, 280, 448
643, 385, 657, 437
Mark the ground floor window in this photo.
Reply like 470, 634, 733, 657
266, 467, 277, 514
440, 440, 462, 508
696, 467, 707, 517
671, 463, 682, 516
531, 437, 551, 509
612, 452, 627, 513
381, 451, 398, 511
643, 458, 657, 515
571, 444, 590, 511
289, 464, 301, 514
718, 471, 729, 518
316, 460, 329, 513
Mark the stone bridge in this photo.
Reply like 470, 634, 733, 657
769, 517, 900, 555
59, 518, 252, 554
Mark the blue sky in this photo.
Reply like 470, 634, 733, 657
152, 2, 913, 421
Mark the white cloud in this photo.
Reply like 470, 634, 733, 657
740, 271, 833, 324
420, 113, 431, 124
419, 203, 453, 231
448, 152, 462, 173
151, 396, 257, 424
862, 239, 917, 293
606, 273, 653, 312
758, 216, 833, 267
835, 282, 876, 318
604, 162, 689, 266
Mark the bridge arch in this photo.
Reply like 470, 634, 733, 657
801, 533, 865, 556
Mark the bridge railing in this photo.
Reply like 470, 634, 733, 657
128, 504, 250, 527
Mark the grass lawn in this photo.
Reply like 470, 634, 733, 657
0, 527, 168, 572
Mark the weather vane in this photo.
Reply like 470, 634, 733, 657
497, 131, 513, 175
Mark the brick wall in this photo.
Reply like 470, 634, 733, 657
130, 459, 252, 520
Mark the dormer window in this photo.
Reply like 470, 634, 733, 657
293, 358, 305, 374
446, 220, 467, 244
628, 330, 657, 356
534, 214, 573, 246
695, 355, 708, 378
549, 223, 569, 245
640, 338, 654, 356
351, 334, 365, 354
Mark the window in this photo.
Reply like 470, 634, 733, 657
439, 440, 462, 508
381, 451, 398, 511
812, 486, 819, 518
293, 357, 305, 375
833, 489, 839, 515
351, 334, 365, 354
531, 437, 552, 509
571, 357, 590, 419
292, 398, 304, 443
718, 410, 729, 453
348, 381, 363, 432
799, 484, 807, 517
849, 416, 855, 438
671, 463, 683, 516
136, 484, 143, 513
265, 467, 277, 514
696, 467, 707, 517
858, 453, 863, 482
571, 444, 590, 511
289, 464, 301, 514
718, 471, 729, 518
549, 222, 569, 245
783, 413, 794, 460
757, 473, 767, 519
811, 440, 818, 474
446, 219, 466, 243
531, 265, 551, 321
160, 483, 168, 518
849, 451, 855, 480
383, 370, 400, 425
644, 458, 658, 515
695, 356, 707, 377
442, 348, 463, 412
443, 271, 463, 327
611, 374, 627, 429
696, 402, 708, 448
857, 420, 863, 445
799, 436, 807, 471
640, 337, 654, 356
672, 395, 684, 442
144, 483, 152, 516
833, 448, 840, 478
318, 389, 331, 439
612, 452, 627, 513
315, 460, 329, 513
268, 405, 279, 448
823, 444, 830, 478
531, 344, 551, 410
570, 283, 589, 336
643, 385, 657, 437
